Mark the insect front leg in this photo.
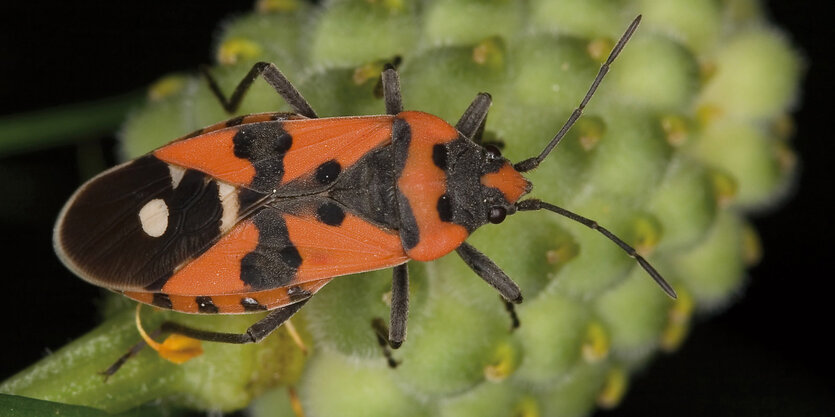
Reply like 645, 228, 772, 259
381, 64, 403, 115
201, 62, 318, 118
455, 93, 492, 142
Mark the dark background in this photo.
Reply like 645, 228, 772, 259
0, 1, 832, 416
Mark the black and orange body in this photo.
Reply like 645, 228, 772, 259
54, 18, 675, 366
54, 109, 529, 315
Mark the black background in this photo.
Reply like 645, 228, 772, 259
0, 1, 832, 416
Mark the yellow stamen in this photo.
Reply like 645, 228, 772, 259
660, 289, 694, 352
148, 75, 185, 101
741, 222, 763, 266
696, 104, 723, 126
134, 304, 203, 364
631, 215, 662, 257
256, 0, 299, 13
577, 117, 606, 152
353, 62, 381, 86
597, 366, 628, 409
218, 38, 263, 65
709, 169, 738, 207
513, 396, 540, 417
472, 37, 505, 69
484, 341, 519, 382
660, 114, 690, 147
588, 38, 614, 63
284, 319, 308, 356
288, 386, 305, 417
581, 321, 610, 363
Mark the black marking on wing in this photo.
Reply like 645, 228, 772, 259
153, 293, 173, 309
241, 297, 268, 312
316, 202, 346, 226
287, 286, 312, 302
315, 160, 341, 185
232, 123, 291, 192
196, 296, 219, 313
239, 209, 301, 290
226, 115, 245, 127
56, 156, 232, 291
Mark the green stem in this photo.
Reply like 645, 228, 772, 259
0, 93, 143, 156
0, 305, 307, 413
0, 308, 181, 413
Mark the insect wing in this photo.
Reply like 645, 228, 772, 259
123, 202, 408, 313
55, 115, 398, 300
154, 115, 395, 194
53, 155, 261, 292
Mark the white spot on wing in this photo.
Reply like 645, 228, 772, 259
218, 181, 239, 233
168, 165, 186, 189
138, 199, 169, 237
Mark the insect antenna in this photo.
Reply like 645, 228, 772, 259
514, 15, 641, 173
515, 199, 677, 299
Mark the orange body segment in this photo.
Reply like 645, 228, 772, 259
396, 111, 469, 261
481, 163, 531, 204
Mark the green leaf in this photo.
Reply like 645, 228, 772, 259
0, 393, 184, 417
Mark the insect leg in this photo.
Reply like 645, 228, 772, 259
100, 330, 158, 380
388, 264, 409, 348
160, 298, 310, 344
455, 93, 492, 142
381, 64, 403, 115
372, 318, 400, 368
101, 300, 308, 378
201, 62, 318, 118
503, 297, 521, 330
455, 242, 523, 303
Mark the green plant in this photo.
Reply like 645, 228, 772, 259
1, 0, 800, 415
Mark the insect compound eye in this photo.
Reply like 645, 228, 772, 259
484, 144, 502, 160
487, 206, 507, 224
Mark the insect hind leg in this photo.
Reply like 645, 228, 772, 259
102, 299, 309, 378
160, 299, 310, 344
201, 62, 318, 118
100, 331, 156, 380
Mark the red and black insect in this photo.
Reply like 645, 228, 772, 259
53, 16, 674, 363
